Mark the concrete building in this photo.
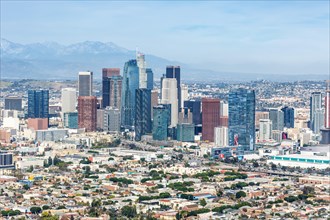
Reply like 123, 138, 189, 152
161, 78, 178, 127
259, 119, 272, 141
61, 88, 77, 113
269, 108, 284, 131
36, 129, 68, 142
181, 84, 189, 108
166, 66, 181, 109
178, 108, 193, 124
255, 111, 269, 129
103, 107, 121, 132
78, 96, 97, 132
151, 89, 158, 117
214, 126, 228, 147
220, 101, 228, 117
97, 109, 105, 130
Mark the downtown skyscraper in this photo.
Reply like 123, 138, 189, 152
310, 92, 323, 134
202, 98, 220, 142
166, 66, 181, 110
228, 88, 256, 150
28, 90, 49, 119
135, 88, 152, 141
102, 68, 122, 109
78, 71, 93, 96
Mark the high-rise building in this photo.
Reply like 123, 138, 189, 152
97, 109, 105, 130
259, 119, 272, 141
121, 60, 139, 128
202, 98, 220, 142
61, 88, 77, 113
177, 123, 194, 142
310, 92, 323, 133
151, 89, 158, 116
78, 71, 93, 96
178, 107, 193, 124
152, 105, 171, 141
214, 126, 228, 147
5, 97, 22, 111
102, 68, 121, 108
166, 66, 181, 109
321, 86, 330, 144
146, 68, 154, 90
135, 89, 152, 141
78, 96, 97, 132
269, 108, 284, 131
63, 112, 78, 129
184, 100, 202, 125
255, 111, 269, 129
103, 107, 121, 132
228, 88, 255, 150
181, 84, 189, 108
28, 90, 49, 119
137, 52, 147, 89
281, 106, 295, 128
161, 78, 178, 127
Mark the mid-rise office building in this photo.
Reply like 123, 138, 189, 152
202, 98, 220, 142
178, 107, 193, 124
5, 97, 22, 111
177, 123, 194, 142
135, 89, 152, 141
152, 105, 171, 141
214, 126, 228, 147
0, 152, 14, 169
61, 88, 77, 113
281, 106, 295, 128
228, 88, 255, 150
269, 108, 284, 131
259, 119, 272, 141
63, 112, 78, 129
184, 100, 202, 125
255, 111, 269, 129
103, 107, 121, 132
78, 96, 97, 132
28, 90, 49, 119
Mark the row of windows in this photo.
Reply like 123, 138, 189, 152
271, 156, 330, 164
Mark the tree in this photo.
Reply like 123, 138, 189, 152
42, 205, 50, 210
48, 157, 53, 167
236, 191, 247, 199
302, 186, 315, 195
30, 206, 42, 214
23, 184, 30, 190
271, 163, 277, 171
121, 206, 137, 218
252, 161, 259, 168
199, 198, 207, 207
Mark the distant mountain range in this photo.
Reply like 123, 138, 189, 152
0, 39, 327, 81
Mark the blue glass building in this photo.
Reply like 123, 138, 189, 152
121, 60, 139, 128
281, 106, 295, 128
176, 123, 195, 142
146, 68, 154, 90
63, 112, 78, 129
152, 105, 171, 141
135, 88, 152, 141
228, 88, 255, 151
27, 90, 49, 119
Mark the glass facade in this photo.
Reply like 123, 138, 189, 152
146, 68, 154, 90
228, 88, 255, 150
152, 105, 171, 141
281, 106, 295, 128
176, 123, 194, 142
121, 60, 139, 128
28, 90, 49, 119
270, 156, 330, 164
63, 112, 78, 129
135, 89, 152, 141
184, 100, 202, 125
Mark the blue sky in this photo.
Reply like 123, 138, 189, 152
1, 1, 329, 75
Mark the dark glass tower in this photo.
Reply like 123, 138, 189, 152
121, 60, 139, 128
102, 68, 121, 108
166, 66, 181, 109
228, 88, 255, 151
281, 106, 295, 128
146, 68, 154, 90
184, 100, 202, 125
28, 90, 49, 119
135, 89, 152, 141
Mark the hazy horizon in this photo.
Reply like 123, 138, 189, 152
1, 1, 329, 76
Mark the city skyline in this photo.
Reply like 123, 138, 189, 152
1, 1, 329, 76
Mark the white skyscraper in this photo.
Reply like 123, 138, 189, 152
61, 88, 77, 113
259, 119, 272, 141
137, 52, 147, 89
78, 71, 93, 96
161, 78, 178, 127
214, 126, 228, 147
181, 84, 189, 108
